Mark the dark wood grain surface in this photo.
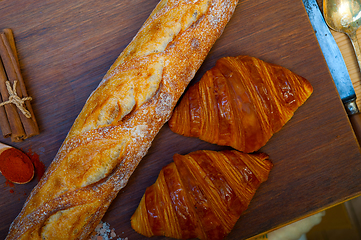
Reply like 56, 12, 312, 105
1, 0, 361, 239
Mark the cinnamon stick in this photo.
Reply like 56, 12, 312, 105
3, 29, 19, 65
0, 93, 11, 138
3, 31, 40, 137
0, 58, 25, 141
3, 31, 39, 137
0, 33, 39, 138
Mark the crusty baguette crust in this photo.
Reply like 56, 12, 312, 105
6, 0, 239, 239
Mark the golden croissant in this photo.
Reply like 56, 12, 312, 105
168, 55, 313, 153
131, 150, 273, 240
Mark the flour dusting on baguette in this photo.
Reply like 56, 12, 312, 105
6, 0, 239, 239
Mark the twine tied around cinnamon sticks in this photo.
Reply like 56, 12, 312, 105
0, 28, 39, 142
0, 80, 32, 118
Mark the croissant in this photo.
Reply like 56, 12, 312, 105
168, 55, 313, 153
131, 150, 273, 240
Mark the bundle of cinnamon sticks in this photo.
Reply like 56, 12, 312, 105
0, 28, 39, 142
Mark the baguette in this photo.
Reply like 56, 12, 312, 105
6, 0, 239, 239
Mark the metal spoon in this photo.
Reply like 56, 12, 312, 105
0, 142, 34, 184
323, 0, 361, 71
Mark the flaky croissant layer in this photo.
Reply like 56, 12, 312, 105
131, 150, 273, 240
168, 55, 313, 153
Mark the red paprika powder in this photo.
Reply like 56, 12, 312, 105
0, 148, 34, 184
26, 149, 45, 181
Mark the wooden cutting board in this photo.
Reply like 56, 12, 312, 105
1, 0, 361, 239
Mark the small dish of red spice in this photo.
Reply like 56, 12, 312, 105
0, 142, 34, 184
